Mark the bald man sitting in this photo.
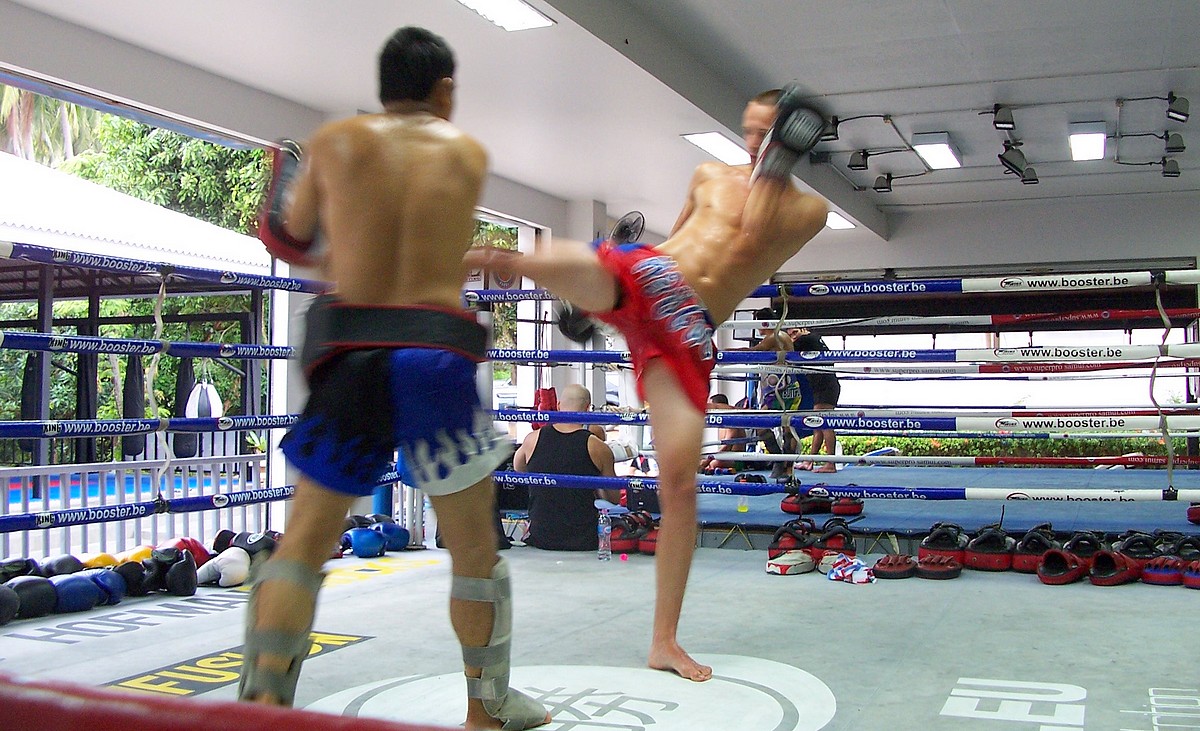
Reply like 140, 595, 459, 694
513, 384, 621, 550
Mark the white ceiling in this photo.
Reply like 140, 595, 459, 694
5, 0, 1200, 242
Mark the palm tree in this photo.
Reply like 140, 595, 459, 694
0, 84, 98, 164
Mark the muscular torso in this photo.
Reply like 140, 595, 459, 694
657, 161, 822, 324
304, 113, 485, 307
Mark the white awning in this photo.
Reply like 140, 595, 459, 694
0, 151, 269, 274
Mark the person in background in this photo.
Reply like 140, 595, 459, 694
791, 327, 841, 472
513, 384, 621, 550
753, 307, 804, 478
698, 393, 747, 473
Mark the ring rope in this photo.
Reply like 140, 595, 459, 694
0, 331, 294, 359
463, 268, 1200, 303
0, 484, 295, 534
718, 307, 1200, 331
0, 415, 296, 439
6, 466, 1197, 535
0, 240, 322, 293
494, 407, 1200, 431
488, 471, 1200, 502
10, 408, 1191, 440
710, 452, 1200, 467
4, 332, 1191, 370
486, 345, 1200, 365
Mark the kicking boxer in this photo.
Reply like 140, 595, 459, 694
247, 26, 549, 730
465, 87, 828, 681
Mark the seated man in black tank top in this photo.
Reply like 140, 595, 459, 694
513, 384, 620, 550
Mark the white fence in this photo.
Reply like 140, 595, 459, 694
1, 454, 272, 561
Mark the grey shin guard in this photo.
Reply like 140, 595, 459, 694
452, 557, 548, 730
237, 558, 325, 706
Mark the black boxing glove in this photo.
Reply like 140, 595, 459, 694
556, 302, 597, 344
258, 139, 323, 266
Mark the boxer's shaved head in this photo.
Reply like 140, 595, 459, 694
559, 384, 592, 412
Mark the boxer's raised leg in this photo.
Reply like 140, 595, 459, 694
463, 240, 620, 314
641, 360, 712, 682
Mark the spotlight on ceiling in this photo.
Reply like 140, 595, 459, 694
992, 104, 1016, 130
848, 150, 869, 170
1167, 93, 1190, 123
911, 131, 962, 169
1165, 132, 1186, 154
820, 116, 840, 142
1068, 122, 1107, 161
1162, 157, 1181, 178
998, 142, 1027, 175
1021, 166, 1039, 185
873, 174, 893, 192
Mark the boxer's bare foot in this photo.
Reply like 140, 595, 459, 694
649, 641, 712, 682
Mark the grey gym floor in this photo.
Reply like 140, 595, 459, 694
2, 541, 1195, 731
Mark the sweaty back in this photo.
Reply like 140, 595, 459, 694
313, 113, 485, 307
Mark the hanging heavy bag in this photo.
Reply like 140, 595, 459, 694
122, 354, 146, 458
172, 357, 198, 458
18, 353, 40, 453
185, 360, 225, 419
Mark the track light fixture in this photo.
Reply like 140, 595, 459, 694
992, 104, 1015, 130
1021, 167, 1039, 185
998, 141, 1027, 175
848, 150, 869, 170
1165, 132, 1186, 154
820, 116, 840, 142
1162, 157, 1181, 177
873, 174, 892, 192
1167, 92, 1190, 123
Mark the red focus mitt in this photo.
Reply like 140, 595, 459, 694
258, 139, 321, 266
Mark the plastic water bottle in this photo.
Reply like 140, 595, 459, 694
597, 508, 612, 561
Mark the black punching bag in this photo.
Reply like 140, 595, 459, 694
172, 358, 198, 458
75, 352, 99, 463
122, 355, 146, 457
18, 353, 40, 453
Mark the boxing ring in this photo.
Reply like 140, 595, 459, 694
2, 239, 1199, 731
3, 241, 1198, 556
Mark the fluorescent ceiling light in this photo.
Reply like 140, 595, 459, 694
682, 132, 750, 165
911, 132, 962, 169
1068, 122, 1106, 161
455, 0, 554, 31
825, 212, 855, 229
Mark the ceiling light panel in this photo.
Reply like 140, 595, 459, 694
456, 0, 555, 31
911, 132, 962, 169
1068, 122, 1106, 161
825, 212, 855, 229
682, 132, 750, 165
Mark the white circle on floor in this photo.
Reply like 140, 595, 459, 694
306, 653, 835, 730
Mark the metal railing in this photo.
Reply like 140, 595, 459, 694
2, 453, 271, 560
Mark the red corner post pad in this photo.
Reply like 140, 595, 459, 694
0, 672, 456, 731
